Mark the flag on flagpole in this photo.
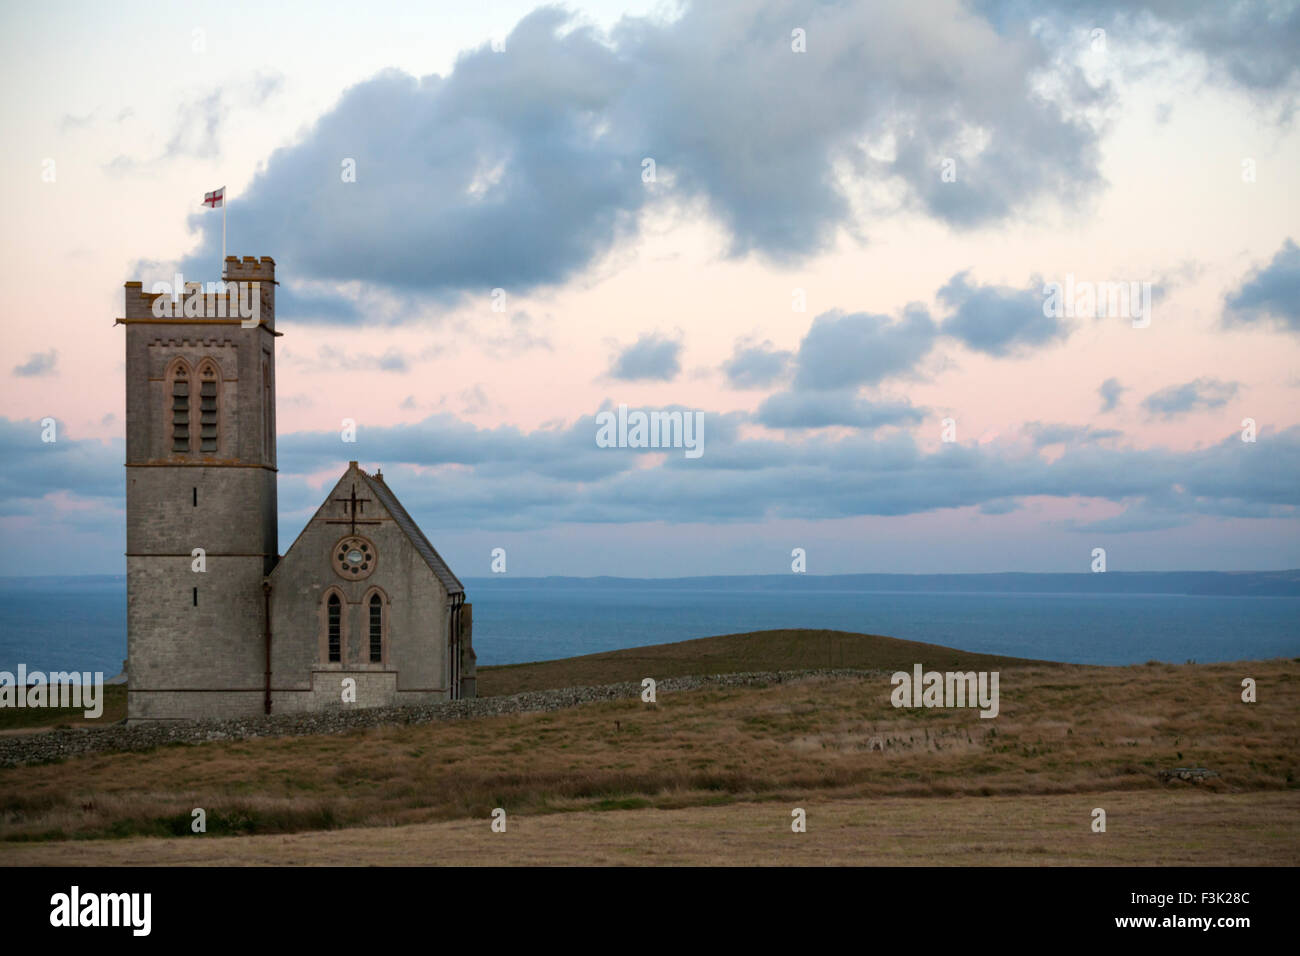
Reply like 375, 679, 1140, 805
203, 186, 227, 276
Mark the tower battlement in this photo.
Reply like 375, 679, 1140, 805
223, 255, 277, 283
120, 255, 277, 325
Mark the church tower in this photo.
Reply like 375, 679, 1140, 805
119, 256, 279, 722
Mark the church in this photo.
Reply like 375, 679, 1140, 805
118, 256, 474, 723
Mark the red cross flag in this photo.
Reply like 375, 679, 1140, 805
204, 186, 228, 276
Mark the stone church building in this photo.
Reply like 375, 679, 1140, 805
118, 256, 474, 723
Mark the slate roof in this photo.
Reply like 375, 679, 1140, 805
361, 469, 464, 595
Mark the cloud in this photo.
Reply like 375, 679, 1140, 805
249, 72, 284, 106
164, 90, 226, 159
1142, 378, 1240, 419
457, 385, 492, 415
273, 283, 364, 325
1098, 377, 1126, 413
480, 311, 553, 356
1161, 1, 1300, 93
59, 109, 97, 132
102, 154, 140, 177
278, 411, 646, 484
938, 271, 1070, 356
166, 76, 282, 159
58, 104, 136, 134
1067, 508, 1192, 534
175, 2, 1112, 307
1023, 421, 1122, 447
106, 74, 286, 173
756, 390, 926, 430
5, 413, 1296, 538
363, 421, 1298, 528
1224, 238, 1300, 333
608, 333, 682, 381
979, 1, 1300, 96
742, 268, 1077, 401
0, 418, 123, 505
721, 339, 792, 389
793, 306, 936, 390
268, 413, 1300, 529
182, 29, 641, 297
12, 350, 57, 377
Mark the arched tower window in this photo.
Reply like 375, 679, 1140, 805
368, 593, 383, 663
327, 593, 342, 663
169, 361, 191, 453
197, 360, 221, 455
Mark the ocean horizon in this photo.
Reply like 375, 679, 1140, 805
1, 572, 1297, 677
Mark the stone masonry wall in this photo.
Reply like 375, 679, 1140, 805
1, 669, 878, 767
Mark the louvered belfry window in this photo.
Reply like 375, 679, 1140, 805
199, 364, 219, 453
369, 594, 383, 663
328, 594, 342, 663
171, 367, 190, 452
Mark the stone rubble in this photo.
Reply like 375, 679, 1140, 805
1157, 767, 1220, 782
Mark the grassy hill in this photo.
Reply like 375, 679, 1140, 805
476, 628, 1052, 697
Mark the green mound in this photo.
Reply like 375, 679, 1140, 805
477, 628, 1057, 697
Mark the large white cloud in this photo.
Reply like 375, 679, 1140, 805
180, 1, 1111, 314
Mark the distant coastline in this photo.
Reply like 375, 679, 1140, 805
463, 570, 1300, 597
3, 570, 1299, 596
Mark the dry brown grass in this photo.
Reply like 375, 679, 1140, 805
477, 628, 1051, 696
1, 655, 1295, 856
2, 789, 1295, 866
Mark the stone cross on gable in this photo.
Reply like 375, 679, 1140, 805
332, 483, 372, 535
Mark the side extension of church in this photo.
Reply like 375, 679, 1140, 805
119, 256, 473, 724
268, 461, 474, 714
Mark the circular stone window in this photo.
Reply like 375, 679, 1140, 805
333, 536, 377, 580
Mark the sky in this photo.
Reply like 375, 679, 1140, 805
1, 0, 1298, 577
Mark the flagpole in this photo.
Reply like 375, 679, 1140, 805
221, 187, 227, 279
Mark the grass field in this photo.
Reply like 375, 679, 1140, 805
0, 630, 1295, 865
0, 685, 126, 732
4, 790, 1295, 866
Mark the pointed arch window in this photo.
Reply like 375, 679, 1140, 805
327, 593, 342, 663
170, 363, 190, 452
197, 360, 220, 454
368, 593, 383, 663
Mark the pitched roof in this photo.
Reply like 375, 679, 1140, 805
360, 469, 464, 595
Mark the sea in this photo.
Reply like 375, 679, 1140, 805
1, 574, 1297, 676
